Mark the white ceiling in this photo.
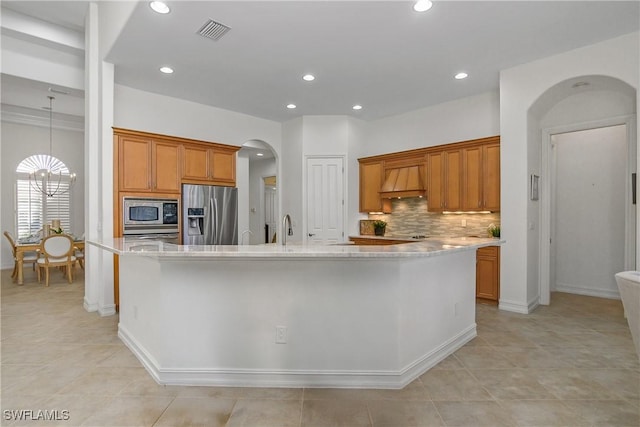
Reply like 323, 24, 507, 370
2, 1, 639, 123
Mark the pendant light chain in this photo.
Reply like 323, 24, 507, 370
28, 95, 76, 198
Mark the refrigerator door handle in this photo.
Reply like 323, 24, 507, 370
210, 197, 218, 244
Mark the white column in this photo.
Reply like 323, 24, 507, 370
84, 2, 115, 315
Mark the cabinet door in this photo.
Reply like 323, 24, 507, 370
119, 136, 152, 192
427, 152, 443, 212
482, 143, 500, 211
210, 149, 236, 184
476, 246, 500, 301
182, 144, 210, 181
359, 161, 390, 213
463, 146, 483, 211
444, 149, 462, 211
153, 141, 181, 192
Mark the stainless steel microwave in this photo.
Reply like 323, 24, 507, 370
123, 197, 179, 234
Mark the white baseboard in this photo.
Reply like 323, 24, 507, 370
498, 298, 531, 314
118, 324, 476, 389
98, 304, 117, 316
555, 282, 620, 300
83, 298, 98, 312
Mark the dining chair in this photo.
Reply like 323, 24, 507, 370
37, 234, 76, 286
74, 233, 85, 270
4, 231, 39, 281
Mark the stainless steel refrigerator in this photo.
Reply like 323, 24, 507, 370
182, 184, 238, 245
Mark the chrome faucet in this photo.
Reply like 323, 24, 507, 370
241, 229, 253, 245
282, 214, 293, 245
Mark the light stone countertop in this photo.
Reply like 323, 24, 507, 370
88, 236, 503, 260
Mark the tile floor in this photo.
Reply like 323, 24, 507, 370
1, 268, 639, 426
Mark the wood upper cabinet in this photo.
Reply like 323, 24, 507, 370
444, 149, 462, 211
426, 152, 443, 211
152, 142, 181, 192
476, 246, 500, 304
429, 136, 500, 212
359, 160, 391, 213
359, 136, 499, 213
181, 144, 209, 181
462, 141, 500, 212
115, 128, 239, 194
427, 149, 462, 212
119, 135, 152, 192
117, 134, 180, 193
482, 142, 500, 211
181, 142, 236, 185
462, 145, 483, 211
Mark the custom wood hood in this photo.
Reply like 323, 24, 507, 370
380, 165, 426, 199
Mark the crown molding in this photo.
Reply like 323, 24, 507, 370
1, 104, 83, 132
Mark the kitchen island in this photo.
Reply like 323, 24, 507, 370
90, 236, 501, 389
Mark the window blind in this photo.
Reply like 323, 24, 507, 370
16, 178, 72, 238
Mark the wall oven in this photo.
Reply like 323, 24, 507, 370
123, 197, 179, 239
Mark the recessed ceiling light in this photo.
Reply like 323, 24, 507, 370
302, 74, 315, 82
160, 66, 174, 74
256, 153, 264, 157
286, 104, 297, 109
454, 72, 468, 80
352, 105, 363, 110
413, 0, 433, 12
150, 1, 170, 14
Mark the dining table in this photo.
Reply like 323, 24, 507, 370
15, 235, 84, 285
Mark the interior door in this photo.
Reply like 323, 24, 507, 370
264, 183, 277, 243
552, 125, 627, 297
306, 157, 344, 245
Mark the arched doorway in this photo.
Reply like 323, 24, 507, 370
237, 140, 278, 244
531, 75, 637, 304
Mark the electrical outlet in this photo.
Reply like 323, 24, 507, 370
461, 219, 467, 227
275, 326, 287, 344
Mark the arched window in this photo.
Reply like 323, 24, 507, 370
15, 155, 73, 238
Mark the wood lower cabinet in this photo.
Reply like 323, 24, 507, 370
476, 246, 500, 304
359, 160, 391, 213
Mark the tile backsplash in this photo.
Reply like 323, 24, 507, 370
368, 198, 500, 238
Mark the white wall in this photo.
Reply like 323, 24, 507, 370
500, 31, 639, 313
236, 153, 250, 243
113, 85, 282, 150
363, 91, 500, 157
281, 116, 368, 241
280, 118, 304, 243
1, 121, 85, 269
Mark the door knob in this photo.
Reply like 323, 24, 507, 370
308, 233, 315, 237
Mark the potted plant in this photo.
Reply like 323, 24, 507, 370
373, 220, 387, 236
487, 223, 500, 238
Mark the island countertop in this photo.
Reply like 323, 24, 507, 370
89, 236, 503, 260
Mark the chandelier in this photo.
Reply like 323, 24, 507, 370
29, 96, 76, 197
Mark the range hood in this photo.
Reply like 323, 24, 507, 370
379, 166, 426, 199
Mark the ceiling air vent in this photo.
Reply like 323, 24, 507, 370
197, 19, 231, 41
